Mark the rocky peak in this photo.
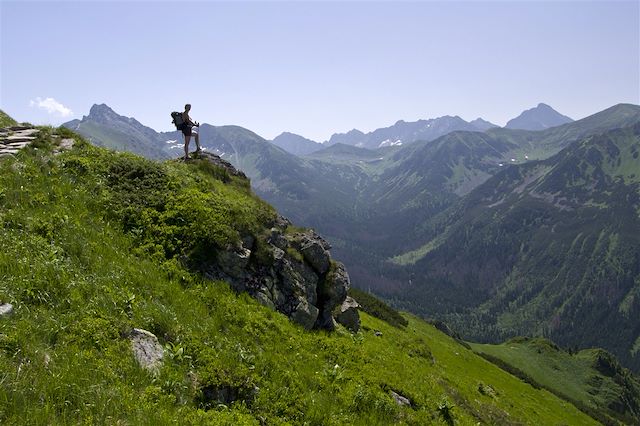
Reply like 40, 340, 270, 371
87, 103, 119, 121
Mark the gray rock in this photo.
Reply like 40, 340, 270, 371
130, 328, 164, 372
315, 262, 350, 330
58, 138, 75, 150
0, 303, 14, 317
299, 239, 330, 275
336, 296, 360, 332
272, 246, 285, 261
254, 290, 275, 310
5, 136, 35, 143
268, 227, 288, 250
390, 390, 412, 407
290, 298, 319, 330
6, 142, 31, 149
273, 214, 291, 229
217, 246, 251, 279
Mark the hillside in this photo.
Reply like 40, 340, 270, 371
0, 110, 18, 127
0, 121, 603, 424
387, 122, 640, 371
472, 337, 640, 425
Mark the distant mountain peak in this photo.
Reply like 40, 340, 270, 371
87, 103, 118, 119
271, 131, 322, 156
469, 118, 499, 131
506, 103, 573, 131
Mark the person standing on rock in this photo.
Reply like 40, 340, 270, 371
181, 103, 202, 160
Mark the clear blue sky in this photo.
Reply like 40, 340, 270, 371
1, 1, 638, 141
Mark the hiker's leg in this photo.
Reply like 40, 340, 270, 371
184, 135, 191, 159
194, 131, 201, 151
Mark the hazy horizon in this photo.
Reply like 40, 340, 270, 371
1, 1, 638, 141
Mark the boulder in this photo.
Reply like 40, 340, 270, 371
291, 230, 332, 275
130, 328, 164, 372
390, 390, 412, 407
336, 296, 360, 332
0, 303, 13, 317
290, 298, 319, 330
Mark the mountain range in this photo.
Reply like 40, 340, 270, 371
63, 102, 640, 372
270, 103, 569, 155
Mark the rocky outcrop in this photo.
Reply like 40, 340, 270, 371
0, 127, 38, 157
195, 151, 247, 179
194, 154, 357, 331
0, 126, 74, 157
130, 328, 164, 372
202, 222, 354, 331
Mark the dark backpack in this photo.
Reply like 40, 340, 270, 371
171, 111, 185, 129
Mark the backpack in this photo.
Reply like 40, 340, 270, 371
171, 111, 185, 129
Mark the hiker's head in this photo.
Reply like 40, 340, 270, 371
185, 104, 191, 112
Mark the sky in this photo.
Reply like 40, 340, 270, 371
1, 1, 638, 142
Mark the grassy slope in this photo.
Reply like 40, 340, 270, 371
472, 338, 640, 424
0, 110, 18, 127
0, 127, 597, 424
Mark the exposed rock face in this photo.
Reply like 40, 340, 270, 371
203, 224, 352, 331
336, 296, 360, 332
130, 328, 164, 372
195, 154, 356, 331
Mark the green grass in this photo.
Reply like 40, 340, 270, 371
472, 337, 640, 425
349, 287, 408, 328
0, 110, 18, 127
389, 236, 444, 266
0, 128, 601, 424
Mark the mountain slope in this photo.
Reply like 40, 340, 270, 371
0, 122, 601, 424
506, 103, 573, 130
473, 337, 640, 425
388, 122, 640, 371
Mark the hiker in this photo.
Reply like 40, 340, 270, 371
181, 103, 201, 160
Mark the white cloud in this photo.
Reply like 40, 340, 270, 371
29, 97, 73, 118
